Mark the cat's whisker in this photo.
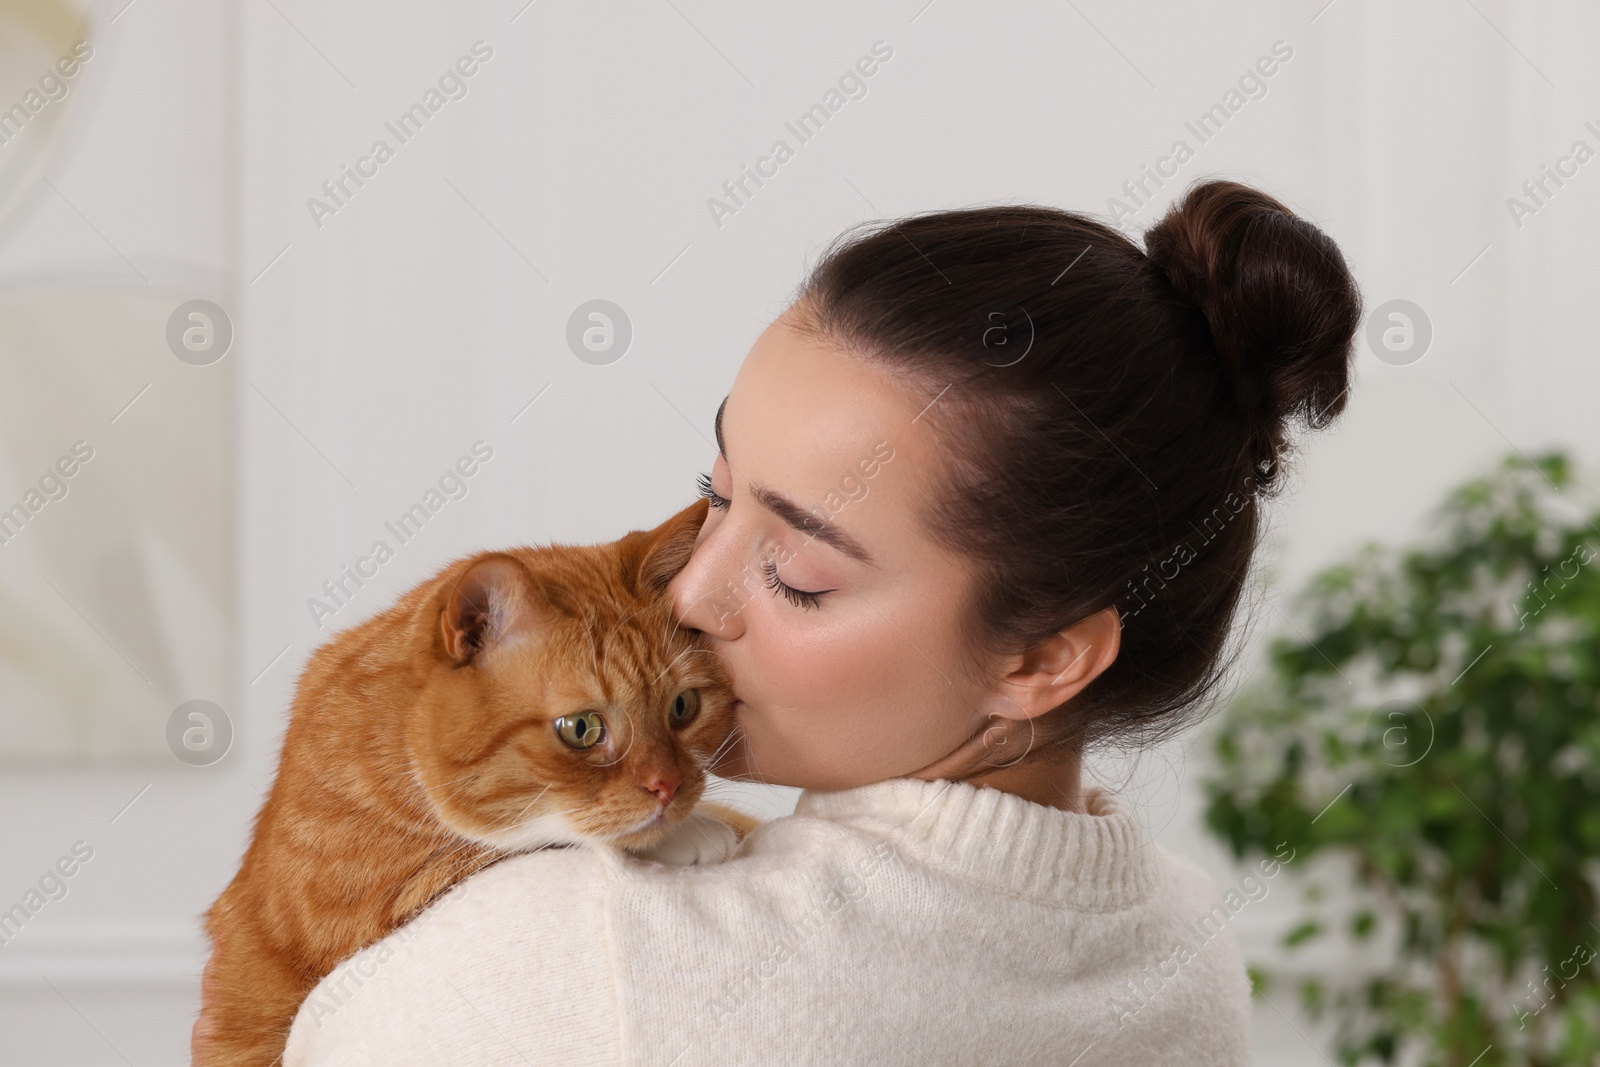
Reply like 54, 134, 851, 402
646, 644, 710, 688
430, 770, 478, 788
429, 770, 483, 795
699, 724, 743, 773
717, 724, 770, 785
662, 605, 710, 666
605, 602, 653, 649
487, 805, 597, 848
497, 783, 553, 830
440, 773, 492, 807
444, 845, 488, 869
479, 803, 550, 836
697, 745, 732, 779
583, 612, 604, 686
662, 612, 692, 665
433, 837, 489, 869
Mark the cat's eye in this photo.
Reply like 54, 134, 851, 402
669, 689, 701, 728
555, 711, 606, 750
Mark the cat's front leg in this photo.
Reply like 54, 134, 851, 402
627, 808, 743, 866
693, 801, 761, 840
387, 845, 502, 930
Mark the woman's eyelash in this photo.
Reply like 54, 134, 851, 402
695, 471, 730, 510
761, 557, 826, 610
694, 471, 826, 609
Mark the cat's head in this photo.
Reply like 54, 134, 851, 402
407, 499, 735, 853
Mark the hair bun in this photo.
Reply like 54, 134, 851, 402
1144, 180, 1361, 479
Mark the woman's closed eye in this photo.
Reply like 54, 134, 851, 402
761, 557, 830, 610
695, 471, 730, 510
697, 470, 832, 610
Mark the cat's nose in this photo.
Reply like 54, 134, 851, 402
640, 767, 681, 806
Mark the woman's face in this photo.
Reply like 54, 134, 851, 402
666, 308, 1000, 791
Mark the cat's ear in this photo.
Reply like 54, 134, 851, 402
439, 554, 552, 666
629, 497, 710, 594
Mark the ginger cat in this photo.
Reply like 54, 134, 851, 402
194, 500, 753, 1066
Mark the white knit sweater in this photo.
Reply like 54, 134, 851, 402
282, 777, 1251, 1065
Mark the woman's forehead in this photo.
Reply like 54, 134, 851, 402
721, 317, 959, 568
730, 317, 914, 445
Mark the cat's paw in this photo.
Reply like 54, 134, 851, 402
629, 811, 740, 867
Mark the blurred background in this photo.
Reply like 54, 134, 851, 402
1, 0, 1597, 1062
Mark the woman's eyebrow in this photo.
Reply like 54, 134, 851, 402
751, 485, 875, 566
713, 395, 877, 568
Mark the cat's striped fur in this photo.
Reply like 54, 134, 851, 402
194, 500, 746, 1065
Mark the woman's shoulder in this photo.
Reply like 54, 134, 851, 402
1089, 839, 1256, 1059
282, 844, 624, 1066
281, 790, 1255, 1066
280, 810, 856, 1065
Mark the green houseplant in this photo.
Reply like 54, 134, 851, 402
1203, 451, 1600, 1066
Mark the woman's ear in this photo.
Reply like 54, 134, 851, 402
978, 606, 1121, 721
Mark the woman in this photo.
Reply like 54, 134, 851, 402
276, 178, 1361, 1065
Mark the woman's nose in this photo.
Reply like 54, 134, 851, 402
666, 522, 746, 641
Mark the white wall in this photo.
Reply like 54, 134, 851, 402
2, 0, 1598, 1062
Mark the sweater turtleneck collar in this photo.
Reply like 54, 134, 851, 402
793, 775, 1163, 912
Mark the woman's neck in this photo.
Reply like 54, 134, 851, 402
964, 749, 1088, 813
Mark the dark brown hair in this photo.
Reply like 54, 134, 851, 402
792, 179, 1361, 757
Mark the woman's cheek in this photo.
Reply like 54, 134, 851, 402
794, 624, 882, 713
759, 614, 829, 690
746, 611, 837, 715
